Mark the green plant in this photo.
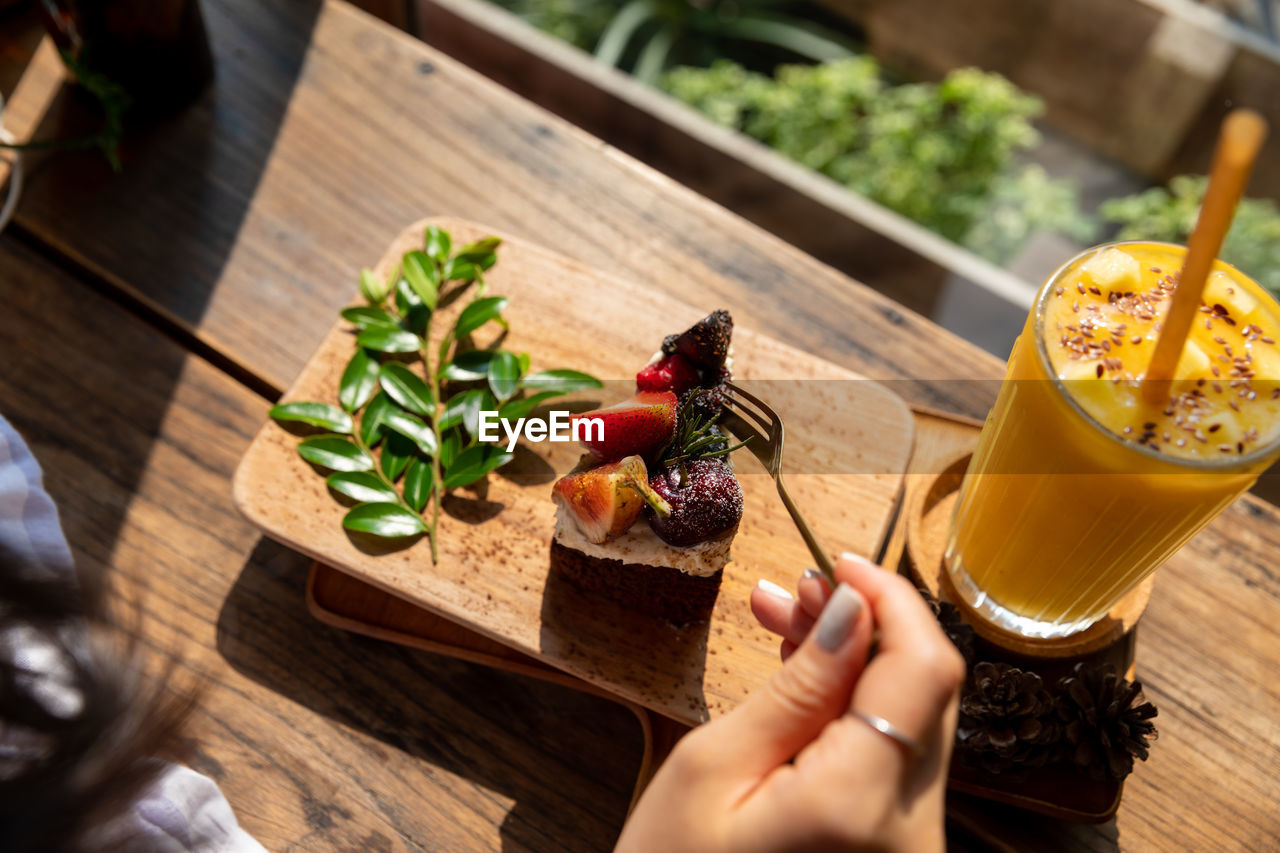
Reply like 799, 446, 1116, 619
0, 51, 126, 171
662, 59, 1094, 263
1100, 175, 1280, 297
269, 226, 602, 558
490, 0, 859, 83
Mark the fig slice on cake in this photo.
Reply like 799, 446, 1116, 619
552, 455, 672, 544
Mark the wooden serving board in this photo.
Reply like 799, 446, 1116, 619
233, 218, 914, 726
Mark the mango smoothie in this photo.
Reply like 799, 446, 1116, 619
947, 242, 1280, 638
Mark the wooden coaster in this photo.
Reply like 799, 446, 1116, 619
905, 450, 1152, 659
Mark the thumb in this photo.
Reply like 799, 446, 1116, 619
714, 583, 871, 779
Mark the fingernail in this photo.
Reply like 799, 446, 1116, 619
815, 584, 862, 652
755, 578, 793, 600
801, 568, 821, 581
840, 552, 876, 567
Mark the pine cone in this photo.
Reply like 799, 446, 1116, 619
1055, 662, 1158, 780
958, 662, 1059, 773
918, 589, 977, 665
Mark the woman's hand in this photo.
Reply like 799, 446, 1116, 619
615, 553, 964, 853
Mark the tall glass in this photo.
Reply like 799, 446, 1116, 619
946, 242, 1280, 638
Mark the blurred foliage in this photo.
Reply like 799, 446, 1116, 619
662, 59, 1095, 263
490, 0, 615, 51
1101, 175, 1280, 297
489, 0, 860, 82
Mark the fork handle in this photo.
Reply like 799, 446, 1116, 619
775, 475, 838, 588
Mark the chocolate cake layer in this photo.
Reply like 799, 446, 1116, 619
550, 540, 722, 624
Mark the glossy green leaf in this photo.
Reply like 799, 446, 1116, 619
463, 390, 495, 438
380, 432, 415, 481
356, 328, 422, 353
443, 445, 514, 490
326, 471, 398, 503
360, 391, 394, 447
455, 236, 501, 258
497, 391, 561, 422
402, 250, 438, 310
403, 457, 433, 512
438, 389, 480, 431
442, 257, 478, 283
395, 277, 420, 315
338, 348, 380, 412
424, 225, 452, 263
340, 306, 400, 331
455, 297, 508, 338
342, 503, 426, 537
518, 369, 604, 393
517, 352, 531, 376
383, 409, 438, 456
359, 268, 391, 304
298, 437, 373, 472
487, 351, 520, 403
404, 304, 430, 337
379, 363, 434, 417
440, 350, 494, 381
439, 429, 462, 469
269, 402, 352, 433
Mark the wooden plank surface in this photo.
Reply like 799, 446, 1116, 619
2, 0, 1002, 418
2, 1, 1278, 848
0, 233, 640, 852
234, 218, 914, 725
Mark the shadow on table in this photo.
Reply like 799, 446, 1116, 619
947, 792, 1121, 852
8, 0, 324, 397
216, 538, 642, 853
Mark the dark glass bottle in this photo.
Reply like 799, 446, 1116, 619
39, 0, 214, 115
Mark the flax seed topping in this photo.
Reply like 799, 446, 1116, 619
1044, 245, 1280, 460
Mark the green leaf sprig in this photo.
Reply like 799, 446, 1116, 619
270, 226, 603, 558
657, 390, 752, 486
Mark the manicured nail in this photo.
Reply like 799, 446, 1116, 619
815, 583, 863, 652
801, 568, 821, 581
840, 552, 876, 567
755, 578, 793, 600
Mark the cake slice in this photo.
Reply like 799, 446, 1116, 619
549, 311, 745, 624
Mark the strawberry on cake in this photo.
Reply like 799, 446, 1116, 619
550, 311, 745, 624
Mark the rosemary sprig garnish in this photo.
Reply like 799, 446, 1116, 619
269, 225, 603, 560
658, 390, 751, 483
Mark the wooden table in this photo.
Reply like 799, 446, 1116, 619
1, 1, 1276, 849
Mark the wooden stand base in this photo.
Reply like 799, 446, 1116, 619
897, 446, 1154, 823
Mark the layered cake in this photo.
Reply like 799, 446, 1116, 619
550, 311, 745, 623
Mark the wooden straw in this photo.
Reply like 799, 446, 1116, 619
1142, 109, 1268, 403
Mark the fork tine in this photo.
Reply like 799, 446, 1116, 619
722, 394, 774, 436
723, 383, 835, 586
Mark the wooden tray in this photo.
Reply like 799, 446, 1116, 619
233, 217, 915, 727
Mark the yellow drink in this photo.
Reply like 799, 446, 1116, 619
947, 242, 1280, 638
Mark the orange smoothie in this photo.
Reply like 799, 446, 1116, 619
947, 242, 1280, 637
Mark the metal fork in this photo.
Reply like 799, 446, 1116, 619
721, 382, 838, 588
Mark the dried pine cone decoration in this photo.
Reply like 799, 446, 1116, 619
1056, 662, 1158, 780
920, 590, 977, 665
958, 662, 1059, 773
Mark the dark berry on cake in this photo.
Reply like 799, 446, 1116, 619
671, 309, 733, 369
647, 459, 744, 546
